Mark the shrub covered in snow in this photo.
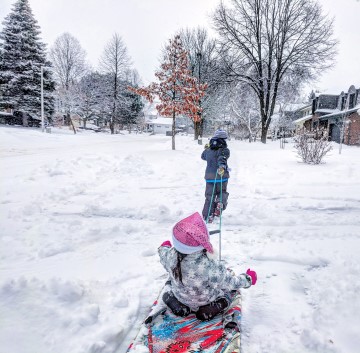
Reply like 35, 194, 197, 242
294, 128, 333, 164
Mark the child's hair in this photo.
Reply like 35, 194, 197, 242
172, 251, 187, 284
172, 249, 208, 284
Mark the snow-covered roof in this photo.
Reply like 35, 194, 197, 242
315, 108, 340, 114
0, 111, 13, 116
319, 105, 360, 120
293, 114, 313, 124
146, 117, 173, 125
295, 104, 312, 111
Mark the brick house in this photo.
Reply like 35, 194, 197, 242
308, 85, 360, 145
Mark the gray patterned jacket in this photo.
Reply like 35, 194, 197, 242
158, 246, 251, 310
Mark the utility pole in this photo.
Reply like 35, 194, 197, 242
41, 66, 44, 132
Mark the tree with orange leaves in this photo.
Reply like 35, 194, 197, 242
130, 35, 207, 150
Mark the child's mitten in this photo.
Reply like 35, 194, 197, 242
246, 268, 257, 285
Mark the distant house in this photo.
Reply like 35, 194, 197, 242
146, 117, 173, 134
271, 102, 312, 138
0, 110, 41, 127
142, 102, 191, 135
308, 86, 360, 145
293, 104, 313, 130
293, 114, 312, 130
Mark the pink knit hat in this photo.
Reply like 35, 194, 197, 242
172, 212, 213, 254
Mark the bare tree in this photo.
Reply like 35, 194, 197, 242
213, 0, 337, 143
50, 33, 87, 133
179, 27, 227, 138
50, 33, 86, 89
99, 33, 131, 134
229, 83, 261, 142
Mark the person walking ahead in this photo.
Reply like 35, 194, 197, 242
201, 129, 230, 222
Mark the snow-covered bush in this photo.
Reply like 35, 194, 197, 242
294, 128, 332, 164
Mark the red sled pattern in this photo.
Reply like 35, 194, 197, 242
127, 291, 241, 353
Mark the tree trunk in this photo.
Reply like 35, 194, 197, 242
67, 112, 76, 134
194, 121, 201, 140
172, 111, 176, 150
261, 125, 267, 143
200, 119, 205, 137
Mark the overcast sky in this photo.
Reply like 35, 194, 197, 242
1, 0, 359, 94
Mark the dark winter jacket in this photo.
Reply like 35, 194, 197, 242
201, 138, 230, 181
158, 246, 251, 311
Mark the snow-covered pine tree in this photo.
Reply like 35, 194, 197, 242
0, 0, 55, 117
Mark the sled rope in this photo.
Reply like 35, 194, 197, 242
206, 173, 218, 224
205, 172, 223, 262
219, 174, 223, 262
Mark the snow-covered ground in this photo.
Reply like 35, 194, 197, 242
1, 125, 359, 353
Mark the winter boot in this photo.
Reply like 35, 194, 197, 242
163, 291, 191, 317
195, 296, 230, 321
213, 202, 223, 217
223, 313, 239, 332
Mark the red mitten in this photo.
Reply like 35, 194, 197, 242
160, 240, 172, 248
246, 268, 257, 285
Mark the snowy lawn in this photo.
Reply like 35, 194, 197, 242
1, 126, 359, 353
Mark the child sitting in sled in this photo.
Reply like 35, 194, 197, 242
158, 212, 257, 321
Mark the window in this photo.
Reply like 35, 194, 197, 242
349, 94, 355, 109
341, 96, 345, 110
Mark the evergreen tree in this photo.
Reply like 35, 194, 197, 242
118, 83, 144, 129
0, 0, 55, 116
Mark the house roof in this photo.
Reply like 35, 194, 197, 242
315, 91, 340, 97
293, 114, 313, 124
146, 117, 173, 125
315, 108, 341, 114
319, 105, 360, 120
296, 104, 312, 111
0, 111, 13, 116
